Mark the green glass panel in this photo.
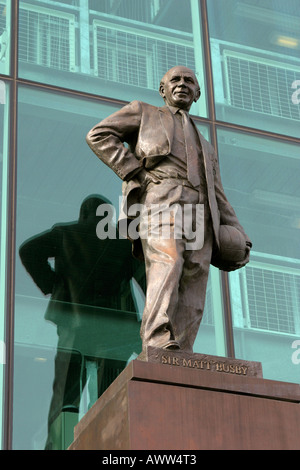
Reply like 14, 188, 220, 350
208, 0, 300, 137
13, 87, 144, 450
194, 265, 227, 357
193, 124, 227, 357
18, 0, 208, 117
0, 1, 10, 75
0, 79, 9, 449
217, 127, 300, 383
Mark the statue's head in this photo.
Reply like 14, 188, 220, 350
159, 66, 201, 111
79, 194, 112, 223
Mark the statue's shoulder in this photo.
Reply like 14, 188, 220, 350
197, 130, 215, 155
128, 100, 160, 114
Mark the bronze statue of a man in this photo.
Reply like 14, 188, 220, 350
86, 66, 252, 353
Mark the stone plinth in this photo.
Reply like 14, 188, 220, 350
69, 352, 300, 450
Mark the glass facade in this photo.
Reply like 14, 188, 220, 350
207, 0, 300, 137
18, 0, 208, 117
1, 0, 299, 450
217, 129, 300, 383
0, 78, 8, 450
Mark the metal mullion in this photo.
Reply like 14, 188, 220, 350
0, 75, 14, 82
214, 119, 300, 145
200, 0, 216, 124
221, 271, 236, 358
13, 76, 131, 108
2, 0, 19, 451
200, 0, 236, 358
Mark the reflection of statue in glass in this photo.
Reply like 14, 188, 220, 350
0, 6, 8, 62
86, 66, 252, 354
19, 195, 142, 450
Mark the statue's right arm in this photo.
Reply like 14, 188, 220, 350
86, 100, 144, 181
19, 228, 59, 295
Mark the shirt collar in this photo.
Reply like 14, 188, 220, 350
166, 104, 183, 115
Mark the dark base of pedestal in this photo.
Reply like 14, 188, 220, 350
69, 356, 300, 450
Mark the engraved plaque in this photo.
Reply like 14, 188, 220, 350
139, 347, 263, 378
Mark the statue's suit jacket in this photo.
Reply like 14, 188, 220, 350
86, 100, 251, 261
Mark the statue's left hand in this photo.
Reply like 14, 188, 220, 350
219, 242, 251, 272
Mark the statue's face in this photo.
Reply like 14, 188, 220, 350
159, 67, 200, 111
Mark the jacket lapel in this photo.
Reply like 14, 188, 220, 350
197, 129, 209, 166
158, 106, 174, 153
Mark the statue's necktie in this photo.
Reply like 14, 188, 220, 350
179, 110, 200, 188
